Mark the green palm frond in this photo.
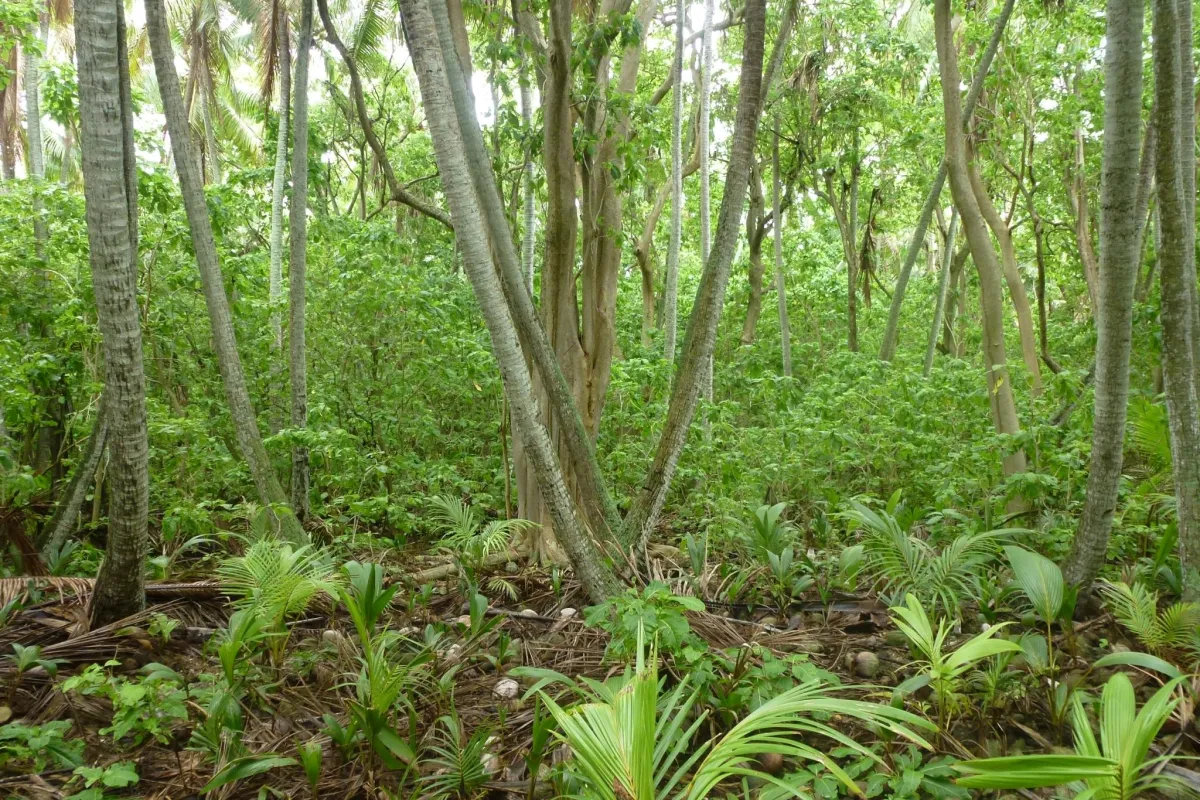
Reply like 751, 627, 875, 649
349, 0, 391, 63
217, 539, 340, 623
1100, 581, 1200, 660
421, 714, 492, 799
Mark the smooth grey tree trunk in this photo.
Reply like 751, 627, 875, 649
26, 14, 48, 251
934, 0, 1027, 480
519, 60, 535, 295
1063, 0, 1144, 591
699, 0, 714, 426
662, 0, 685, 362
399, 0, 621, 601
42, 398, 108, 559
878, 0, 1016, 362
623, 0, 766, 544
289, 0, 312, 519
773, 123, 791, 377
268, 10, 291, 432
75, 0, 148, 626
145, 0, 306, 542
924, 210, 957, 378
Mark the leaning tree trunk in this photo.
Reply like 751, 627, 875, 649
773, 122, 791, 377
1153, 0, 1200, 599
399, 0, 621, 601
145, 0, 306, 542
934, 0, 1027, 480
924, 209, 958, 377
288, 0, 313, 519
42, 398, 108, 558
877, 0, 1015, 362
662, 0, 685, 363
75, 0, 148, 626
267, 9, 291, 432
1063, 0, 1144, 591
519, 51, 535, 294
622, 0, 767, 545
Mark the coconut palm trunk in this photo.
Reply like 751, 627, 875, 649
288, 0, 312, 519
75, 0, 149, 625
661, 0, 685, 363
267, 6, 291, 432
773, 122, 791, 377
26, 12, 48, 252
1063, 0, 1144, 591
145, 0, 306, 542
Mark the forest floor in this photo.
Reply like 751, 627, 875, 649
1, 546, 1198, 800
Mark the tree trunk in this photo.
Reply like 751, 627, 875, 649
924, 210, 957, 377
740, 161, 768, 344
662, 0, 685, 363
878, 0, 1015, 362
202, 90, 222, 185
26, 13, 48, 250
967, 158, 1042, 395
622, 0, 766, 545
399, 0, 621, 601
145, 0, 306, 542
698, 0, 715, 414
42, 398, 108, 558
934, 0, 1027, 479
267, 9, 291, 433
1070, 114, 1101, 314
773, 122, 791, 377
1153, 0, 1200, 599
75, 0, 148, 626
847, 133, 859, 352
1063, 0, 1144, 590
289, 0, 313, 520
519, 45, 535, 295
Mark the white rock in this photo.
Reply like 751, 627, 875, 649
454, 615, 472, 626
519, 608, 539, 618
493, 678, 520, 699
559, 607, 577, 619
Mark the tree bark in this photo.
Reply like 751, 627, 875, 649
42, 398, 108, 559
698, 0, 715, 417
289, 0, 313, 520
773, 122, 791, 377
740, 160, 768, 344
1153, 0, 1200, 599
878, 0, 1016, 362
934, 0, 1027, 479
924, 210, 957, 377
145, 0, 306, 542
662, 0, 685, 363
75, 0, 148, 626
622, 0, 766, 545
1069, 106, 1101, 314
26, 13, 48, 251
1063, 0, 1144, 591
267, 8, 291, 433
399, 0, 621, 601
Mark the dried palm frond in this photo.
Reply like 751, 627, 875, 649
0, 576, 95, 608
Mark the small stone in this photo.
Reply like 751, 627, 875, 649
505, 561, 520, 574
559, 607, 577, 619
322, 629, 345, 646
454, 615, 472, 626
756, 752, 784, 775
759, 616, 779, 628
787, 614, 805, 630
0, 706, 11, 724
797, 641, 824, 655
493, 678, 520, 699
853, 651, 881, 678
519, 608, 539, 618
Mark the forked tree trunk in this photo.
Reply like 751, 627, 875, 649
662, 0, 685, 363
1153, 0, 1200, 599
622, 0, 766, 545
924, 209, 957, 377
934, 0, 1027, 479
399, 0, 621, 601
76, 0, 148, 626
1063, 0, 1144, 590
288, 0, 313, 519
145, 0, 306, 543
773, 123, 791, 377
877, 0, 1015, 362
268, 9, 291, 432
967, 159, 1042, 395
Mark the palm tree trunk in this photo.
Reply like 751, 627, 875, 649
1153, 0, 1200, 599
519, 61, 535, 295
934, 0, 1027, 479
75, 0, 148, 625
622, 0, 767, 545
268, 8, 291, 433
26, 13, 48, 252
1063, 0, 1144, 590
145, 0, 306, 542
399, 0, 621, 601
289, 0, 313, 520
42, 398, 108, 559
773, 122, 791, 377
699, 0, 715, 423
878, 0, 1015, 362
924, 210, 958, 377
202, 89, 222, 185
741, 161, 767, 343
662, 0, 685, 362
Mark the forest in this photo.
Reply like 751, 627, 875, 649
0, 0, 1199, 795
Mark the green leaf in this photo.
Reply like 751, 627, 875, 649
954, 754, 1118, 789
1092, 651, 1182, 679
1004, 546, 1064, 623
201, 755, 297, 793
